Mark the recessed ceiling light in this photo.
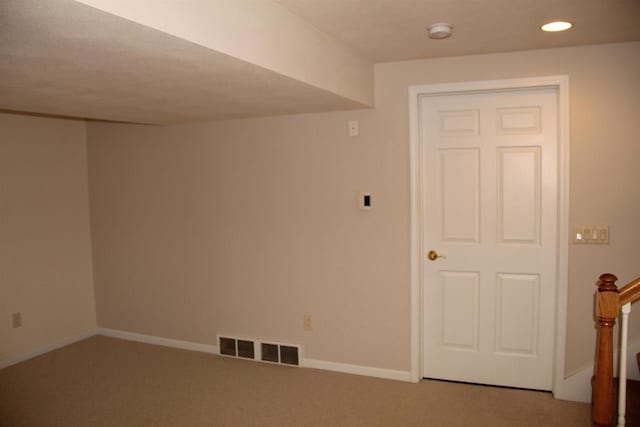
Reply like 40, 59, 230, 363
428, 23, 453, 40
541, 21, 573, 32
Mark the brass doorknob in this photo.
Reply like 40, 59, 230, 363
427, 250, 445, 261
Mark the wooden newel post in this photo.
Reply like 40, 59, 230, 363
593, 273, 619, 427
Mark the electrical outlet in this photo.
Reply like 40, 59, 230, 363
12, 312, 22, 328
303, 314, 312, 331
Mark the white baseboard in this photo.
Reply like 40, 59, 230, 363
98, 328, 412, 382
554, 364, 594, 402
97, 328, 218, 354
554, 338, 640, 403
303, 357, 412, 382
7, 326, 635, 400
0, 329, 97, 370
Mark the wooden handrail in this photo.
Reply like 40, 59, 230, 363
592, 274, 640, 427
619, 277, 640, 307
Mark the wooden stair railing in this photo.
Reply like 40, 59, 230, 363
593, 274, 640, 427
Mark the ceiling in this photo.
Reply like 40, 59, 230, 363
276, 0, 640, 62
0, 0, 366, 124
1, 0, 639, 124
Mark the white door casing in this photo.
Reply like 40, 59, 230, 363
408, 77, 570, 395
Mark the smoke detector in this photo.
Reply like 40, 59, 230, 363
428, 23, 453, 39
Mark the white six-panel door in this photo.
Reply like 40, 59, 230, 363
422, 88, 558, 390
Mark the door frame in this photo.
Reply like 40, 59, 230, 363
408, 76, 570, 396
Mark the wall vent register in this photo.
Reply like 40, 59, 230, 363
217, 335, 301, 366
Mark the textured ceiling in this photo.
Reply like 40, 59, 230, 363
2, 0, 639, 124
0, 0, 366, 124
276, 0, 640, 62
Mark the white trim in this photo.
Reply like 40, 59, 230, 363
0, 329, 96, 370
553, 364, 594, 402
2, 320, 633, 401
551, 75, 572, 400
303, 358, 412, 382
530, 333, 640, 402
97, 328, 218, 354
408, 76, 571, 394
98, 328, 411, 381
408, 81, 423, 383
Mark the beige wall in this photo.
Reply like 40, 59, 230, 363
0, 114, 96, 366
377, 41, 640, 376
88, 42, 640, 376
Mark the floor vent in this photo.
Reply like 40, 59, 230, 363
217, 335, 301, 367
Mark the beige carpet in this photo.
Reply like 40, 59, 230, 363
0, 336, 589, 426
